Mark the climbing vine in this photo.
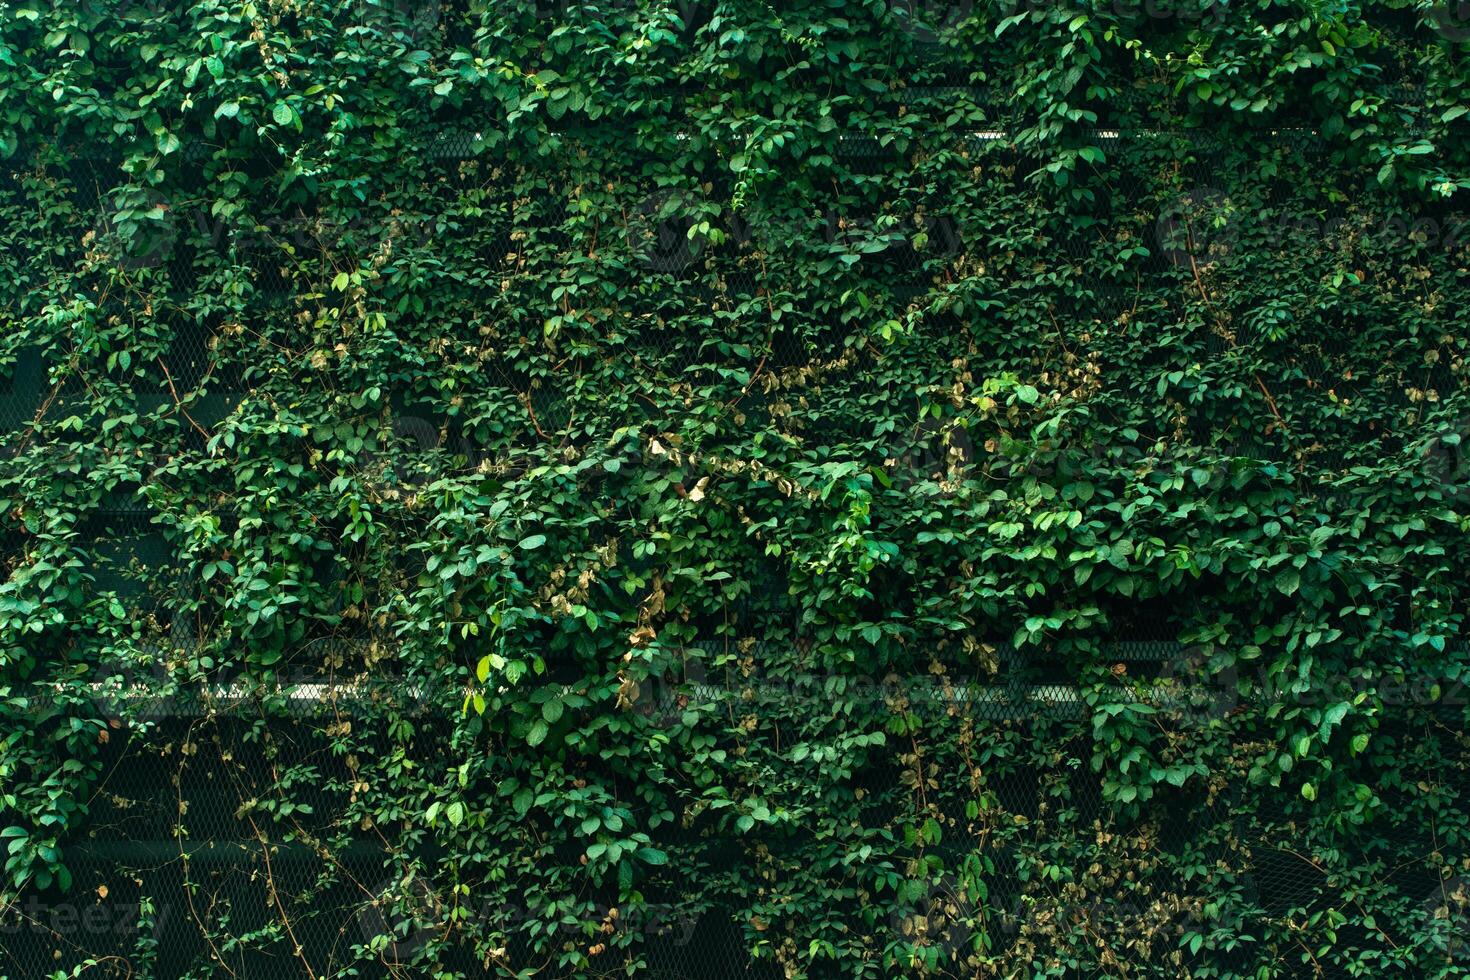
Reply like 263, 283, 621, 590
2, 0, 1470, 977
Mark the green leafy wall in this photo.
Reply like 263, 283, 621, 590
2, 0, 1470, 977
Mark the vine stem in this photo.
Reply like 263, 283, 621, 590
1184, 215, 1286, 433
156, 356, 212, 440
174, 721, 240, 980
522, 390, 550, 440
247, 813, 320, 980
722, 249, 777, 413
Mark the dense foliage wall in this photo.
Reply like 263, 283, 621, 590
2, 0, 1470, 977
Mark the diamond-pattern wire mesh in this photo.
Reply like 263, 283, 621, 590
0, 663, 1130, 979
1, 126, 1456, 469
1, 118, 1467, 978
3, 638, 1461, 978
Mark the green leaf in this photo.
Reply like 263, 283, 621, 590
513, 788, 534, 817
1275, 570, 1300, 596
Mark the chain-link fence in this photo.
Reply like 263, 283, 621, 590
2, 69, 1469, 978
